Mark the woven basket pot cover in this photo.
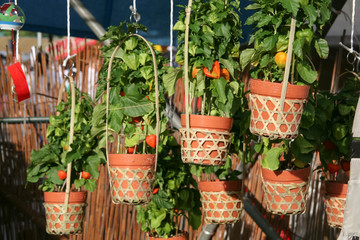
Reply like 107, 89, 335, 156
199, 180, 243, 224
261, 167, 310, 215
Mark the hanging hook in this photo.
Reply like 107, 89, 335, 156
62, 53, 77, 77
129, 6, 141, 23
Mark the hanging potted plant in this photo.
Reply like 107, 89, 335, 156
190, 157, 243, 224
240, 0, 331, 139
92, 22, 169, 205
136, 140, 202, 240
26, 85, 104, 235
164, 0, 243, 165
316, 78, 360, 228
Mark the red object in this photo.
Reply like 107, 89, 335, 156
152, 188, 159, 194
146, 96, 150, 101
197, 97, 202, 111
324, 139, 336, 151
127, 147, 135, 154
203, 61, 220, 79
220, 68, 230, 81
82, 171, 91, 179
8, 62, 30, 102
192, 67, 200, 78
341, 160, 350, 172
131, 116, 142, 124
58, 170, 67, 180
120, 91, 125, 96
145, 135, 156, 149
328, 163, 341, 174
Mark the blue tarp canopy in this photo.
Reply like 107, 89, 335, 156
18, 0, 253, 45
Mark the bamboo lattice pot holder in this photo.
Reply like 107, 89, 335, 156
180, 114, 233, 166
261, 166, 310, 215
325, 181, 347, 228
198, 180, 243, 224
108, 154, 156, 205
43, 191, 87, 235
249, 79, 309, 140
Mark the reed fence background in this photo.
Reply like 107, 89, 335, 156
0, 41, 341, 240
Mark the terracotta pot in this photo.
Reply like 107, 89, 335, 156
325, 181, 348, 228
261, 167, 310, 215
148, 233, 188, 240
198, 180, 242, 224
108, 154, 156, 205
180, 114, 233, 165
43, 191, 87, 235
249, 79, 310, 140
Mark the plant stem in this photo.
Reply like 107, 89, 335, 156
291, 55, 295, 84
143, 124, 148, 154
117, 134, 120, 154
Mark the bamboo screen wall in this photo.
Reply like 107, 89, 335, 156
0, 43, 341, 240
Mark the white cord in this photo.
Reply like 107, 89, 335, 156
133, 0, 138, 33
170, 0, 174, 67
14, 0, 19, 62
67, 0, 71, 58
133, 0, 136, 12
350, 0, 355, 51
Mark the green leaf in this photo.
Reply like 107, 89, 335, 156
123, 53, 139, 70
163, 68, 181, 96
294, 135, 315, 154
263, 35, 278, 51
150, 209, 167, 229
332, 123, 348, 141
280, 0, 300, 16
240, 49, 255, 70
214, 23, 231, 39
262, 147, 282, 170
124, 37, 138, 51
300, 102, 315, 129
254, 143, 262, 153
219, 58, 235, 78
125, 134, 140, 147
109, 108, 124, 133
245, 3, 261, 10
47, 167, 65, 185
139, 53, 150, 66
173, 20, 185, 31
297, 62, 317, 84
293, 38, 305, 60
92, 103, 105, 126
65, 151, 81, 163
84, 155, 101, 179
101, 47, 125, 59
338, 104, 352, 116
84, 179, 97, 192
257, 15, 272, 28
229, 81, 239, 95
303, 5, 317, 26
314, 38, 329, 59
140, 66, 153, 80
212, 78, 228, 104
74, 178, 85, 189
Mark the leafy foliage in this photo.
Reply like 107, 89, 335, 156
93, 22, 170, 154
164, 0, 244, 117
27, 89, 104, 192
240, 0, 331, 85
136, 140, 202, 238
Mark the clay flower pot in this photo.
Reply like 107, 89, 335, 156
261, 166, 310, 215
108, 154, 156, 205
325, 181, 347, 228
148, 232, 188, 240
180, 114, 233, 165
249, 79, 310, 140
43, 191, 87, 235
198, 180, 242, 224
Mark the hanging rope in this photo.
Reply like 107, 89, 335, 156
67, 0, 70, 58
169, 0, 174, 67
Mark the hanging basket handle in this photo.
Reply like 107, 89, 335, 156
56, 75, 76, 227
104, 34, 160, 173
279, 17, 297, 112
183, 0, 193, 135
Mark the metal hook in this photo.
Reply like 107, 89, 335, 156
129, 5, 141, 30
62, 54, 77, 77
